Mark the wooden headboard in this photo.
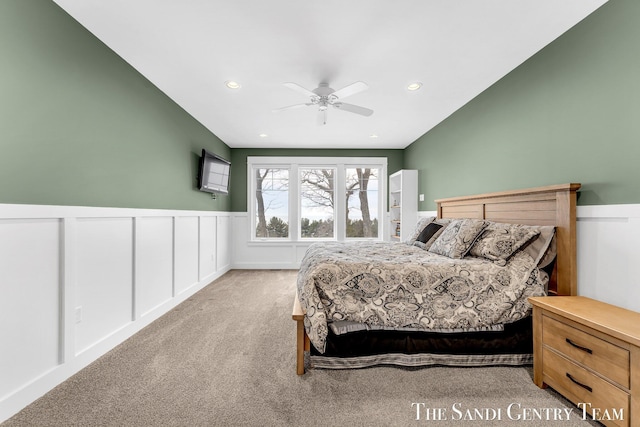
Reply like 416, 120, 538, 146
435, 183, 581, 297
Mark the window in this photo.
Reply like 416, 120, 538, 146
345, 168, 379, 238
300, 168, 335, 238
254, 168, 289, 238
249, 157, 387, 242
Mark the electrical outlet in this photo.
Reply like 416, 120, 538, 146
419, 194, 425, 202
75, 306, 82, 324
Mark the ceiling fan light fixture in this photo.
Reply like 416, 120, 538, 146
275, 81, 373, 125
407, 82, 422, 91
225, 80, 241, 89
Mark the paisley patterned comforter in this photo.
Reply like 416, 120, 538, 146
297, 241, 547, 353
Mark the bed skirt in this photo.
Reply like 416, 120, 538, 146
309, 316, 533, 369
311, 353, 533, 369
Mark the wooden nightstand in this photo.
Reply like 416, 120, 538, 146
529, 296, 640, 427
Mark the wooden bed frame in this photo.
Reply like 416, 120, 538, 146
292, 183, 581, 374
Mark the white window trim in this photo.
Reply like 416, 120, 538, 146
247, 156, 388, 242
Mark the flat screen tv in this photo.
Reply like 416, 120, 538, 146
197, 149, 230, 195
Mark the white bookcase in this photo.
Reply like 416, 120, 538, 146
388, 169, 418, 242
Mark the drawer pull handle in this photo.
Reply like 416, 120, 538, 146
565, 338, 593, 354
566, 373, 593, 393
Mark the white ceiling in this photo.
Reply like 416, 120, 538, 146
53, 0, 607, 149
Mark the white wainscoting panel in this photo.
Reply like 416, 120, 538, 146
136, 217, 174, 318
75, 218, 134, 355
199, 216, 217, 280
418, 211, 437, 219
0, 205, 231, 423
231, 213, 314, 269
296, 245, 311, 264
0, 219, 61, 402
216, 215, 230, 270
577, 204, 640, 312
174, 216, 200, 295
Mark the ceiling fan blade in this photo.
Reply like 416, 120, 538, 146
331, 81, 369, 100
272, 103, 312, 113
283, 82, 316, 98
333, 102, 374, 117
317, 109, 328, 126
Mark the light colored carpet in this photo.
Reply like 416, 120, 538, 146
4, 270, 600, 426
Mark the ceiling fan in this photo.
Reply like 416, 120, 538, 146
273, 81, 374, 125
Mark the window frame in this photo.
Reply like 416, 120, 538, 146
248, 156, 387, 242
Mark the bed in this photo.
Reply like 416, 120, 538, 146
292, 183, 580, 374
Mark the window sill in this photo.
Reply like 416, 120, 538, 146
247, 238, 383, 246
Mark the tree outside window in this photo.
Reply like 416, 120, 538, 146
300, 168, 335, 238
346, 168, 379, 238
255, 168, 289, 238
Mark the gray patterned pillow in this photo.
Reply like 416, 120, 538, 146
468, 222, 541, 266
403, 216, 435, 245
428, 219, 488, 259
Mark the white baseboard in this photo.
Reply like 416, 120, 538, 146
231, 262, 300, 270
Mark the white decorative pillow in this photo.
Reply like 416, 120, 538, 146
522, 226, 556, 267
468, 222, 540, 266
428, 219, 488, 259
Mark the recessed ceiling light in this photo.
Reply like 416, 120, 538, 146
407, 82, 422, 91
369, 134, 378, 138
225, 80, 241, 89
259, 133, 268, 138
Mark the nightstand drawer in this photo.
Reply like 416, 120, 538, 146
543, 348, 629, 427
543, 315, 630, 388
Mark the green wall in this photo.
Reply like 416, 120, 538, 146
405, 0, 640, 210
4, 0, 637, 213
0, 0, 230, 211
230, 149, 404, 212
